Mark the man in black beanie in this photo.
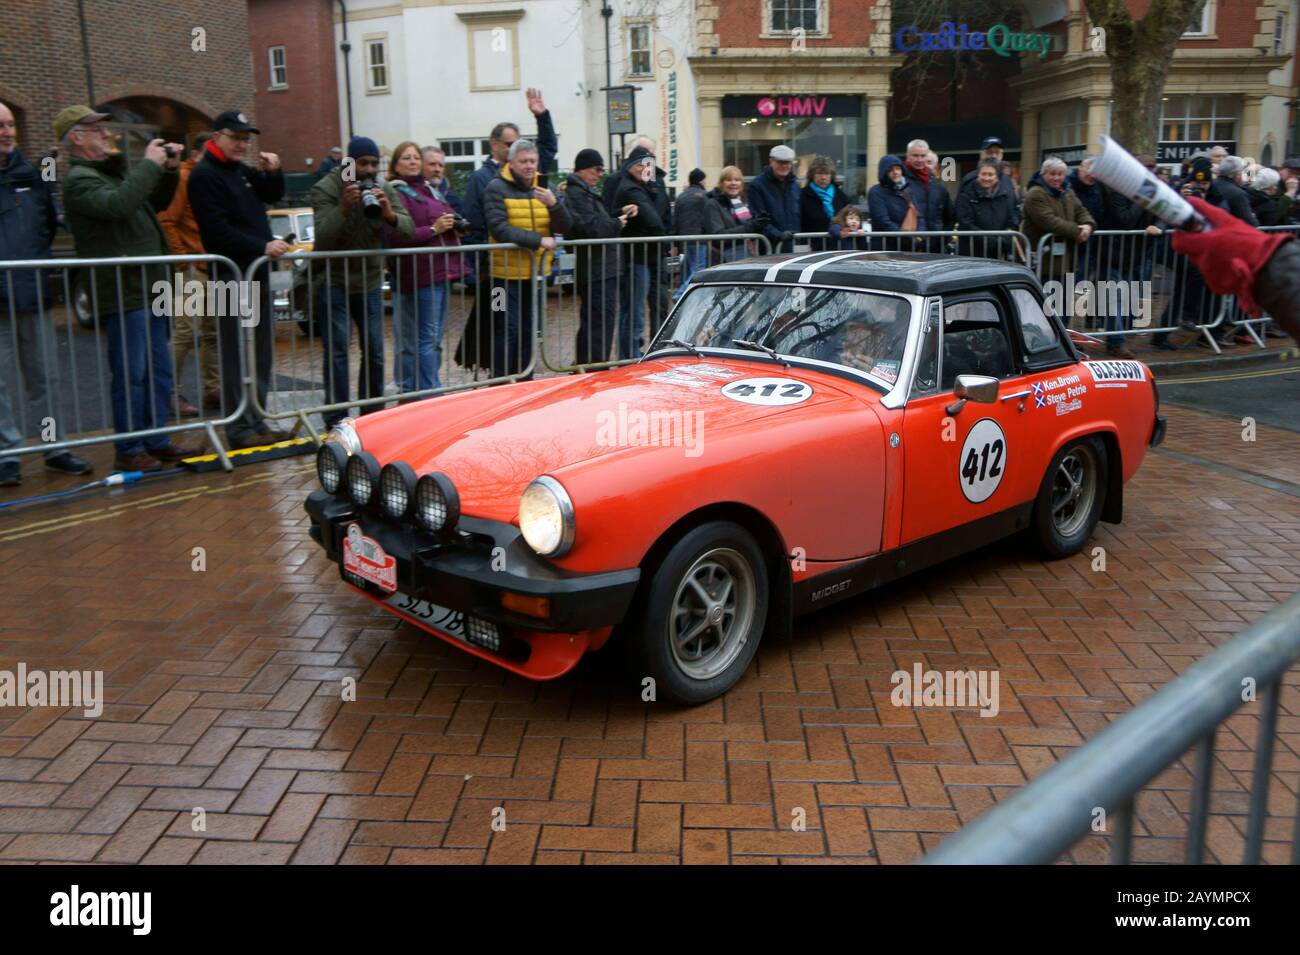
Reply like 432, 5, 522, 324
564, 148, 636, 364
674, 168, 710, 296
310, 135, 413, 428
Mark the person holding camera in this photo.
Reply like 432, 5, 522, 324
58, 105, 194, 472
311, 136, 414, 429
564, 148, 636, 365
384, 140, 466, 394
187, 111, 288, 450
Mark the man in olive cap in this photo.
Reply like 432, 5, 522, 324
58, 105, 197, 472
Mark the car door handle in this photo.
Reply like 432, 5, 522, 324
1000, 389, 1031, 401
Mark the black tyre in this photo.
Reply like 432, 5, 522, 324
626, 521, 768, 706
1032, 436, 1108, 558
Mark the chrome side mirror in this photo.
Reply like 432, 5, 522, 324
946, 374, 999, 415
954, 375, 999, 403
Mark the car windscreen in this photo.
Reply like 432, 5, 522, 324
653, 284, 913, 387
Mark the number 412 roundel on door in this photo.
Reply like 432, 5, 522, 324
959, 418, 1007, 503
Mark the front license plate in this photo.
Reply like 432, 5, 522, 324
342, 523, 397, 593
382, 591, 467, 638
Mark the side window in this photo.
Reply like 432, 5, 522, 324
942, 298, 1016, 391
1011, 287, 1061, 354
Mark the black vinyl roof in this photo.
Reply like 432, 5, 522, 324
691, 252, 1042, 296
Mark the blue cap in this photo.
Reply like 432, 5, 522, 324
981, 136, 1003, 150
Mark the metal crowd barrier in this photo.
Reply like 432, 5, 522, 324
544, 233, 774, 373
1, 253, 248, 471
242, 242, 541, 442
790, 229, 1032, 264
922, 590, 1300, 864
1033, 225, 1300, 353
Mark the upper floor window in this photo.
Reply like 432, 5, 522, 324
627, 23, 653, 78
1183, 0, 1213, 37
769, 0, 823, 35
268, 46, 287, 89
365, 36, 389, 93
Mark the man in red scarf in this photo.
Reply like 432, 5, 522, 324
187, 110, 289, 450
903, 138, 954, 250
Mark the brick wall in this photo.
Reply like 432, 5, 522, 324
248, 0, 341, 173
712, 0, 880, 49
0, 0, 256, 160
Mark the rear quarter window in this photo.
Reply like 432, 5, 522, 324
1010, 286, 1073, 367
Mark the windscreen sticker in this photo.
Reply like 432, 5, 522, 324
1083, 359, 1145, 386
868, 359, 901, 384
720, 378, 814, 406
642, 362, 744, 388
959, 418, 1007, 504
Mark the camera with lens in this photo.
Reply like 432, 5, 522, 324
452, 215, 470, 232
164, 146, 179, 159
357, 178, 382, 219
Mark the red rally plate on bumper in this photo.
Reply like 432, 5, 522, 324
342, 523, 397, 593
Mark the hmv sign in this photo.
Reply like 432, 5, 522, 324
723, 95, 863, 119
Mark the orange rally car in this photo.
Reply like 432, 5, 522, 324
305, 252, 1165, 704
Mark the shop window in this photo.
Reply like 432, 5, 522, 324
268, 46, 287, 89
364, 36, 389, 93
627, 22, 652, 78
767, 0, 824, 35
1159, 95, 1238, 144
1039, 101, 1087, 152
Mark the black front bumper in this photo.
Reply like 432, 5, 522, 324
305, 491, 640, 633
1150, 415, 1167, 447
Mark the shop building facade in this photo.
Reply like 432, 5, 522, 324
1012, 0, 1296, 175
692, 0, 1298, 195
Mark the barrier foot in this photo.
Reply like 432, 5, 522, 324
299, 411, 322, 446
204, 422, 234, 473
1198, 327, 1222, 354
1240, 322, 1265, 349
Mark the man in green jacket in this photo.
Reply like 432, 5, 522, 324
58, 105, 195, 471
310, 136, 413, 429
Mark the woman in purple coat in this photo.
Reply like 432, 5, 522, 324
383, 141, 467, 391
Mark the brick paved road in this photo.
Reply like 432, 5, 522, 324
0, 404, 1296, 864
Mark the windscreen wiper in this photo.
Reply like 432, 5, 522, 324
732, 338, 789, 368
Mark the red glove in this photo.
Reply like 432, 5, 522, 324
1171, 196, 1293, 317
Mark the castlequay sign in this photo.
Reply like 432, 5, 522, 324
894, 22, 1054, 59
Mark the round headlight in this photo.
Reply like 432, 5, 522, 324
327, 420, 362, 456
519, 476, 575, 557
379, 462, 417, 519
316, 442, 347, 494
345, 452, 380, 508
414, 472, 460, 532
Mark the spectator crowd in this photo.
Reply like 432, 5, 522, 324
1, 89, 1297, 485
